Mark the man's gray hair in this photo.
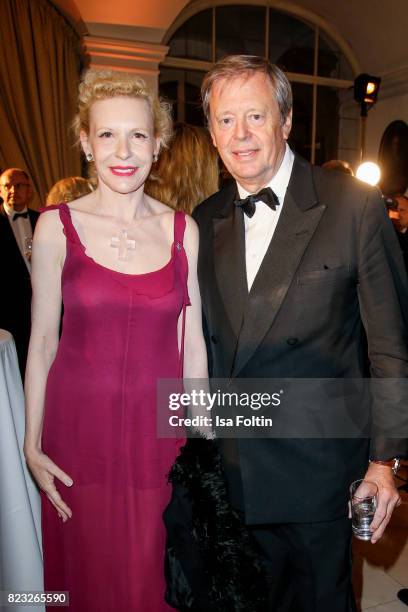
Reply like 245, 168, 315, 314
201, 55, 293, 126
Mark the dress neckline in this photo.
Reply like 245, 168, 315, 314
61, 203, 175, 278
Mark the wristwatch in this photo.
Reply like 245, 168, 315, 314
370, 458, 401, 475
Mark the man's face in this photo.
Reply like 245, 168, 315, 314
0, 169, 32, 211
209, 72, 292, 193
389, 196, 408, 232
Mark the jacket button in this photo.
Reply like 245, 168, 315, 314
287, 337, 299, 346
211, 335, 218, 344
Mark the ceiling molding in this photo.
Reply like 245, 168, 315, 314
379, 66, 408, 101
84, 36, 169, 75
85, 22, 165, 44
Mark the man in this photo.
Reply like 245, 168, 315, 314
388, 194, 408, 233
193, 56, 408, 611
388, 194, 408, 270
0, 168, 39, 374
321, 159, 354, 176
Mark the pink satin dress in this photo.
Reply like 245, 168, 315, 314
40, 203, 188, 611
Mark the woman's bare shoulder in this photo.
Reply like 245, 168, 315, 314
145, 193, 173, 215
64, 192, 95, 214
33, 208, 66, 263
35, 206, 64, 237
183, 215, 199, 257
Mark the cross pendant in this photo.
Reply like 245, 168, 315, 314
110, 229, 136, 261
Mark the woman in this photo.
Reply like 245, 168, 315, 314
24, 70, 208, 611
46, 176, 93, 206
145, 122, 219, 214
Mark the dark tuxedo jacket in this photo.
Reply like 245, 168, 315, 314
395, 229, 408, 272
193, 154, 408, 524
0, 204, 39, 372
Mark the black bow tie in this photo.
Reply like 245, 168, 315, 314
234, 187, 280, 218
13, 211, 28, 221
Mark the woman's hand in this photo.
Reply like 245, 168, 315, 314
25, 448, 73, 522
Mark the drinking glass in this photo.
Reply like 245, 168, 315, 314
350, 479, 378, 541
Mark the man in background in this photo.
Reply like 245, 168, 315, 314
322, 159, 354, 176
388, 194, 408, 270
0, 168, 39, 374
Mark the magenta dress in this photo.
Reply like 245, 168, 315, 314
41, 203, 188, 611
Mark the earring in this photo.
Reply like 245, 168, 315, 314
86, 153, 94, 162
153, 154, 158, 163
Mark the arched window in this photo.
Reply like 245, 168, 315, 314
160, 3, 359, 166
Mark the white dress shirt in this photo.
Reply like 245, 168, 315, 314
3, 203, 32, 272
237, 144, 294, 290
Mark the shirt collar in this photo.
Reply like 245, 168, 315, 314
4, 203, 28, 217
237, 143, 294, 201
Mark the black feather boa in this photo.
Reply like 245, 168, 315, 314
165, 437, 268, 611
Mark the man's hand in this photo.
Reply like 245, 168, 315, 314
363, 462, 401, 543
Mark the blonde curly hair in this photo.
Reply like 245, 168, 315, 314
73, 70, 172, 151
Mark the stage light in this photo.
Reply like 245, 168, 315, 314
354, 74, 381, 161
366, 82, 376, 95
354, 74, 381, 113
356, 162, 381, 186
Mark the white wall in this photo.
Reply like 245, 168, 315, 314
365, 92, 408, 162
337, 91, 360, 172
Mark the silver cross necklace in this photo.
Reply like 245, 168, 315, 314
108, 199, 153, 261
110, 229, 136, 261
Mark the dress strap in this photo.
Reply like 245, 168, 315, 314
173, 209, 187, 248
41, 203, 83, 248
173, 211, 191, 378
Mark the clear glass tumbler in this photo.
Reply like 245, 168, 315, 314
350, 479, 378, 541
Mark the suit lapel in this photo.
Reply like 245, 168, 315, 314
212, 183, 248, 339
0, 204, 34, 269
28, 208, 38, 231
232, 156, 326, 377
0, 204, 8, 222
0, 205, 16, 244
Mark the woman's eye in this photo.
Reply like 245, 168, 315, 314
219, 117, 232, 127
133, 132, 148, 139
99, 131, 113, 138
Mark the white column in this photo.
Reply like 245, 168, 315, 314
84, 37, 169, 91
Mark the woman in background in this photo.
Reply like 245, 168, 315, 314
24, 70, 207, 611
46, 176, 93, 206
145, 122, 219, 214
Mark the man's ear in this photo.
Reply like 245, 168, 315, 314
209, 125, 217, 149
282, 109, 293, 141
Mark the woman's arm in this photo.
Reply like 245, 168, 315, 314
178, 216, 214, 437
181, 215, 208, 382
24, 210, 73, 521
